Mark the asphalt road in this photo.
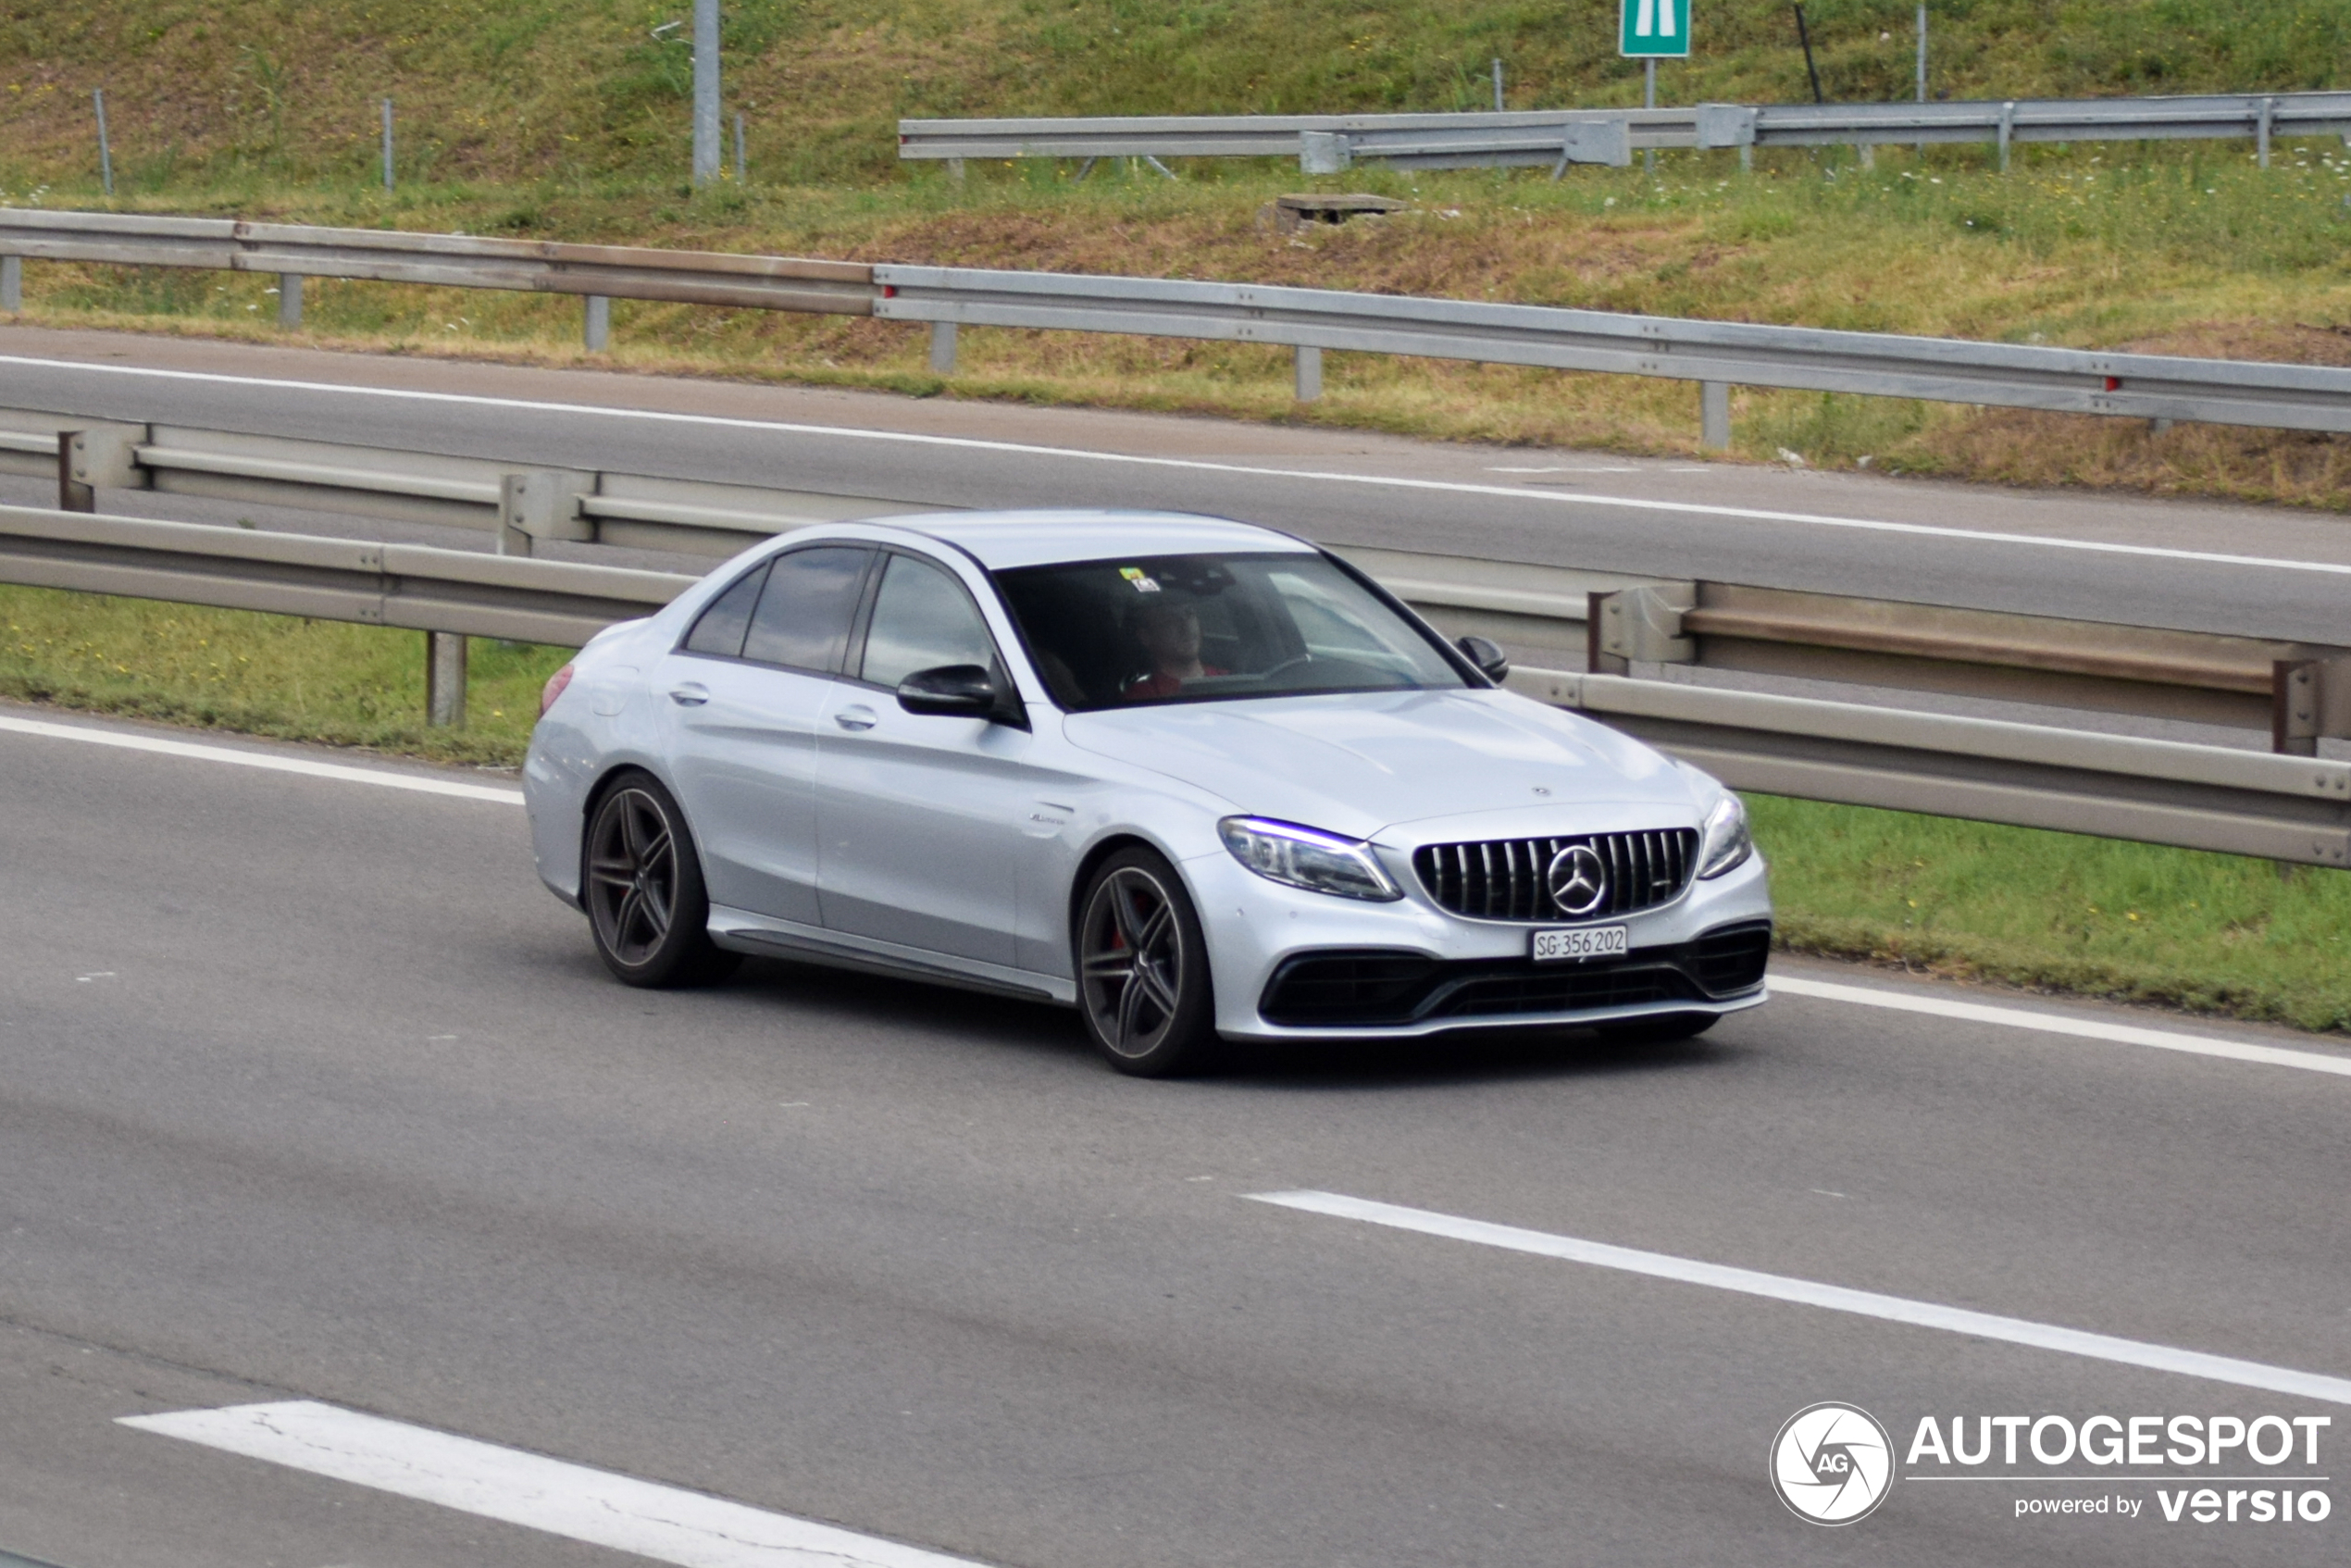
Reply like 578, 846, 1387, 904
3, 705, 2346, 1567
4, 325, 2350, 648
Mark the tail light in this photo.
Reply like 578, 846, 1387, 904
541, 663, 576, 716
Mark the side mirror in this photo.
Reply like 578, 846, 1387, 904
897, 663, 1001, 718
1456, 635, 1510, 683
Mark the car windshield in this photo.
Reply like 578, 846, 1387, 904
993, 551, 1468, 710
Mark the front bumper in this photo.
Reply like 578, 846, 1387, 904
1185, 842, 1774, 1040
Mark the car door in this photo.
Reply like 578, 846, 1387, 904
654, 544, 875, 926
815, 550, 1039, 966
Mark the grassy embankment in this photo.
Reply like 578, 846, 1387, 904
6, 584, 2348, 1035
6, 5, 2351, 502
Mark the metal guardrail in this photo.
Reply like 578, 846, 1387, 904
1582, 579, 2351, 756
4, 407, 2336, 753
0, 408, 939, 558
0, 209, 872, 314
10, 209, 2351, 439
900, 91, 2351, 172
871, 264, 2351, 435
0, 503, 691, 647
2, 501, 2341, 865
1508, 666, 2351, 868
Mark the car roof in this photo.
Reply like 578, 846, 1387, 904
865, 508, 1316, 570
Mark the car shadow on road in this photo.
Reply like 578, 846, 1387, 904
721, 956, 1745, 1089
1230, 1027, 1743, 1092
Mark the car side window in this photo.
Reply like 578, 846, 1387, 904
740, 546, 873, 673
857, 554, 998, 690
680, 562, 769, 658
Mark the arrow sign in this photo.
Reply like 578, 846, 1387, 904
1621, 0, 1692, 57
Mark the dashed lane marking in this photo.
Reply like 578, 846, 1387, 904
121, 1400, 990, 1568
1250, 1190, 2351, 1405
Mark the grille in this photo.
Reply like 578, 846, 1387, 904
1412, 828, 1699, 922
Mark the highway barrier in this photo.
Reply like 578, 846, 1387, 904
10, 209, 2351, 442
898, 91, 2351, 173
6, 407, 2341, 756
1, 500, 2343, 866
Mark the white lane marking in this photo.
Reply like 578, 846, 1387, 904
5, 354, 2345, 579
120, 1400, 989, 1568
1250, 1191, 2351, 1405
1772, 974, 2351, 1079
0, 715, 523, 803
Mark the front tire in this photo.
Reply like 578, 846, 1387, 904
1076, 847, 1220, 1076
583, 771, 740, 988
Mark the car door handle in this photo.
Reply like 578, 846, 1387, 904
667, 684, 709, 706
833, 704, 878, 731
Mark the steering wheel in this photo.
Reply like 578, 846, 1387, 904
1251, 654, 1316, 684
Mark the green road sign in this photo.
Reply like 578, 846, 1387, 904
1620, 0, 1691, 58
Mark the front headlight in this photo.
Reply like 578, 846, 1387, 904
1697, 794, 1753, 879
1219, 817, 1401, 902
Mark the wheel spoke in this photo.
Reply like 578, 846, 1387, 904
1134, 902, 1174, 959
587, 856, 635, 889
613, 887, 646, 950
1082, 951, 1136, 979
640, 828, 673, 875
639, 880, 673, 938
1108, 874, 1146, 945
1115, 966, 1150, 1047
619, 796, 650, 859
1135, 960, 1178, 1017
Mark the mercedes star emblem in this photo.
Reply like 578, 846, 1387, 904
1547, 843, 1609, 917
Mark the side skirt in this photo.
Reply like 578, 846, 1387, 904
706, 905, 1077, 1006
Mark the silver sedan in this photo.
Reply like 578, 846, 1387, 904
524, 510, 1771, 1075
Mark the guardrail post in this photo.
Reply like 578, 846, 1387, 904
1700, 382, 1731, 450
1589, 585, 1698, 673
426, 632, 468, 728
946, 157, 965, 183
2258, 96, 2275, 169
278, 274, 303, 330
583, 295, 611, 352
1294, 345, 1323, 403
1997, 102, 2015, 171
499, 470, 595, 555
57, 426, 143, 512
2275, 660, 2320, 755
1, 255, 19, 313
928, 320, 958, 374
1300, 132, 1350, 175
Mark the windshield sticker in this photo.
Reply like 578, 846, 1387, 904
1119, 566, 1163, 593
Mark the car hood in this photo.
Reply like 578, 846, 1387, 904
1061, 689, 1704, 841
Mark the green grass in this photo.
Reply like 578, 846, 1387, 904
0, 585, 567, 765
6, 583, 2346, 1035
6, 2, 2351, 188
1754, 797, 2351, 1032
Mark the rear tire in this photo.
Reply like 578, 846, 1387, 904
583, 770, 740, 988
1594, 1012, 1717, 1045
1075, 847, 1220, 1076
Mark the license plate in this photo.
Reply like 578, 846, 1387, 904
1531, 925, 1629, 963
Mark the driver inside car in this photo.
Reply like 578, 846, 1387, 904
1123, 597, 1228, 700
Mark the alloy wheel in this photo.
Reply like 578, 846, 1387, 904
587, 787, 678, 967
1079, 866, 1187, 1059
